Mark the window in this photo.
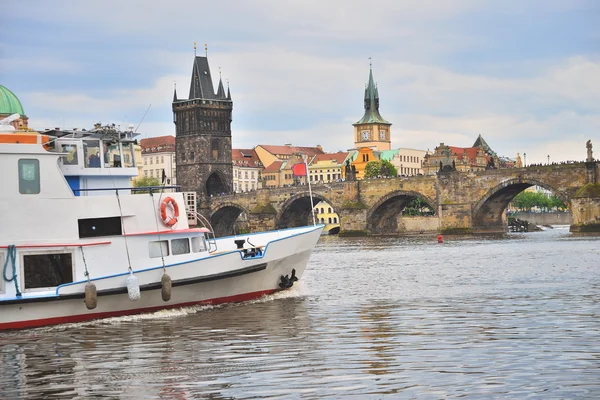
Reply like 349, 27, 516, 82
161, 156, 164, 164
61, 144, 79, 166
150, 157, 153, 164
328, 207, 332, 213
78, 217, 122, 238
333, 217, 337, 223
149, 240, 169, 258
191, 236, 207, 252
23, 252, 73, 290
18, 159, 40, 194
144, 170, 148, 177
172, 238, 190, 255
144, 158, 147, 165
83, 140, 101, 168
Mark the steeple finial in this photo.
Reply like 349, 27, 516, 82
205, 43, 208, 57
194, 42, 196, 57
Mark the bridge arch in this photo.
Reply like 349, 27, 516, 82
367, 190, 437, 234
209, 202, 251, 237
472, 178, 570, 231
205, 171, 229, 197
276, 192, 334, 229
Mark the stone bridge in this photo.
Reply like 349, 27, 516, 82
204, 162, 600, 236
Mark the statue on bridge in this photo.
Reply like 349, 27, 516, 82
345, 160, 356, 181
586, 140, 594, 162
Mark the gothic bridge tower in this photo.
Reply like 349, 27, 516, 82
352, 64, 392, 151
173, 53, 233, 204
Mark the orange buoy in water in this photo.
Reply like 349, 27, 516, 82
437, 235, 443, 243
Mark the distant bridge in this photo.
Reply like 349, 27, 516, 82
205, 162, 599, 236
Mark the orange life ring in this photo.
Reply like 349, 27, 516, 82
160, 197, 179, 227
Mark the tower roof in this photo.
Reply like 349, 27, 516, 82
0, 85, 25, 116
188, 56, 219, 100
472, 134, 494, 155
354, 65, 390, 125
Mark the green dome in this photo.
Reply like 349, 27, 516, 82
0, 85, 25, 116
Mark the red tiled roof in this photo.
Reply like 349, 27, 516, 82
258, 144, 324, 157
140, 135, 175, 153
263, 160, 284, 172
311, 152, 349, 165
232, 148, 262, 168
447, 146, 491, 165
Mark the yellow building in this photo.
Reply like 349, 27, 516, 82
350, 147, 377, 180
314, 201, 339, 224
309, 151, 353, 183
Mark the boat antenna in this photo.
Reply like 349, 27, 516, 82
135, 104, 152, 133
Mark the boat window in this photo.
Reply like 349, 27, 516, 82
18, 159, 41, 194
149, 240, 169, 258
191, 236, 207, 253
104, 142, 122, 168
171, 238, 190, 255
61, 144, 79, 166
78, 217, 122, 238
23, 252, 73, 290
83, 140, 101, 168
122, 143, 135, 168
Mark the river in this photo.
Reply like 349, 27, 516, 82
1, 227, 599, 399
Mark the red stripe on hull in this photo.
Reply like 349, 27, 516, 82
0, 289, 280, 331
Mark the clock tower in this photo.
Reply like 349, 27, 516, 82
352, 64, 391, 151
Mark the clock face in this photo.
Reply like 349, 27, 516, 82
361, 131, 369, 140
380, 130, 386, 140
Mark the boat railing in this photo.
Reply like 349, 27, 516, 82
193, 212, 218, 253
72, 186, 181, 194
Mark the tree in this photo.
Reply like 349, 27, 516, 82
511, 191, 565, 211
403, 198, 435, 216
132, 176, 161, 194
364, 160, 398, 178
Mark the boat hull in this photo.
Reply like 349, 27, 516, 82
1, 226, 322, 330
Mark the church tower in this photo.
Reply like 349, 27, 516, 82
352, 64, 391, 151
173, 51, 233, 202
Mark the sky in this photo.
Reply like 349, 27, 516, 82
2, 0, 599, 165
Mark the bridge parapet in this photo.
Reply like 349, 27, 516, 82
206, 162, 600, 235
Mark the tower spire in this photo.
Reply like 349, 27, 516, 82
173, 81, 178, 102
354, 60, 390, 125
216, 67, 226, 99
227, 79, 231, 100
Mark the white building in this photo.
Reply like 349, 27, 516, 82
379, 148, 428, 176
140, 135, 176, 185
232, 149, 263, 192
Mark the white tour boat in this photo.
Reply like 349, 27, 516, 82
0, 116, 323, 330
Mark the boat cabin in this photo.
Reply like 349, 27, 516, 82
41, 128, 140, 195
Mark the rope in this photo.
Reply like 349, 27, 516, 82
80, 246, 91, 282
115, 190, 133, 273
3, 245, 21, 297
150, 191, 167, 272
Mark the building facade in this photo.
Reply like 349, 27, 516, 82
379, 148, 428, 176
309, 151, 353, 183
173, 55, 233, 199
232, 149, 262, 192
352, 65, 391, 151
140, 135, 176, 184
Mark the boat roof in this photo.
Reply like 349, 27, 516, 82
40, 128, 140, 143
